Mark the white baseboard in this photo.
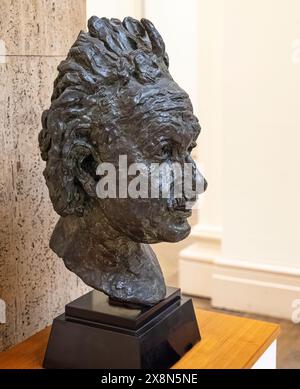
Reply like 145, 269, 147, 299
179, 241, 300, 320
190, 224, 223, 242
179, 243, 215, 298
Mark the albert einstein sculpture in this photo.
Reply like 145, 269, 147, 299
39, 16, 207, 306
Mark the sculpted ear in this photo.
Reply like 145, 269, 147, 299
65, 140, 100, 198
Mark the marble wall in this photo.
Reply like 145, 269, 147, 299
0, 0, 89, 351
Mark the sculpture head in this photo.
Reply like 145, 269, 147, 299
39, 16, 207, 305
39, 16, 206, 245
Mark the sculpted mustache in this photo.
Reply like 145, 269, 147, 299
167, 197, 196, 211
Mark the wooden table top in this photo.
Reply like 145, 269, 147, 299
0, 309, 280, 369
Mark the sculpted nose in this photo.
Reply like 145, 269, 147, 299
203, 177, 208, 192
182, 168, 207, 202
195, 169, 207, 195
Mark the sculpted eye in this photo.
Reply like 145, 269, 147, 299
157, 142, 172, 159
188, 142, 197, 154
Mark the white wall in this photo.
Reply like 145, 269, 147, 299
87, 0, 142, 20
180, 0, 300, 319
222, 0, 300, 269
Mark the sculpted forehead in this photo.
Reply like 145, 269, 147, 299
130, 78, 192, 112
133, 84, 199, 143
138, 110, 200, 148
119, 79, 200, 136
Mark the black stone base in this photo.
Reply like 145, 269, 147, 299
43, 287, 200, 369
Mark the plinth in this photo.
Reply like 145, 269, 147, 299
43, 287, 200, 369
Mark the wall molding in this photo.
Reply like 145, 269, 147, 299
190, 223, 223, 242
179, 238, 300, 320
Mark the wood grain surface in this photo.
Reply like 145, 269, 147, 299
0, 309, 280, 369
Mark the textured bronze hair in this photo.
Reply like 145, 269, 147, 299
38, 16, 192, 217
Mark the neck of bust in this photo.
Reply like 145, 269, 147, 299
50, 202, 166, 305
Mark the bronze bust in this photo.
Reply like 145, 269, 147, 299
39, 16, 207, 306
